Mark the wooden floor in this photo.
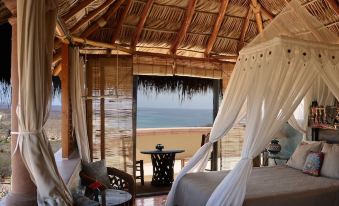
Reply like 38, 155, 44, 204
136, 195, 167, 206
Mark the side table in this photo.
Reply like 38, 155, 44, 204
102, 189, 132, 206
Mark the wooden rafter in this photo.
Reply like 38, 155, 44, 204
170, 0, 197, 55
238, 7, 252, 52
62, 0, 93, 22
81, 0, 126, 39
130, 0, 154, 50
259, 3, 274, 20
111, 0, 133, 44
205, 0, 230, 57
72, 36, 133, 54
324, 0, 339, 15
70, 0, 115, 34
250, 0, 263, 33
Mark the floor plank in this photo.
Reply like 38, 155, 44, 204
136, 195, 167, 206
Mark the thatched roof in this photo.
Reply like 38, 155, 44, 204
0, 1, 11, 25
1, 0, 339, 60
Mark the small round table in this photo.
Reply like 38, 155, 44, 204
141, 149, 184, 186
101, 189, 132, 206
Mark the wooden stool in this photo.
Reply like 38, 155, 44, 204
135, 160, 144, 185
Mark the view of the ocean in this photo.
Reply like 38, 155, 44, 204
137, 107, 213, 128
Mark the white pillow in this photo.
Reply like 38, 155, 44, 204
286, 141, 323, 170
321, 143, 339, 179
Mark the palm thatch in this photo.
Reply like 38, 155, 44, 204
138, 75, 219, 101
1, 0, 338, 61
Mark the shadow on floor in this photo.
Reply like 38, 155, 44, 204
136, 181, 171, 197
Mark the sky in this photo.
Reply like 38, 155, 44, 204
137, 89, 213, 109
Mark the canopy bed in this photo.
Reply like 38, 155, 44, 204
166, 1, 339, 206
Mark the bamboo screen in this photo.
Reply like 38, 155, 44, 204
133, 55, 234, 80
86, 56, 134, 175
220, 124, 245, 170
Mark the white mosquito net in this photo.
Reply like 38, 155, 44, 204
166, 0, 339, 205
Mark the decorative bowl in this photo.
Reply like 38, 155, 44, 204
267, 139, 281, 154
155, 144, 164, 151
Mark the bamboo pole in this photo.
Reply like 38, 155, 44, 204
170, 0, 197, 54
100, 67, 105, 160
131, 0, 154, 49
60, 43, 73, 158
111, 0, 133, 44
238, 7, 252, 52
86, 63, 94, 161
70, 0, 115, 33
62, 0, 94, 22
205, 0, 230, 56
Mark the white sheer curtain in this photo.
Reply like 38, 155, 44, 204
16, 0, 73, 205
288, 76, 335, 139
317, 52, 339, 103
166, 51, 253, 206
206, 39, 318, 206
70, 47, 91, 163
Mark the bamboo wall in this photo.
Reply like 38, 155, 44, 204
86, 56, 134, 175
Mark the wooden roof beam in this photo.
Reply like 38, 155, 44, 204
62, 0, 93, 22
111, 0, 133, 44
250, 0, 263, 33
170, 0, 197, 55
72, 35, 133, 54
130, 0, 154, 50
324, 0, 339, 15
205, 0, 230, 57
238, 7, 252, 52
259, 3, 274, 20
70, 0, 115, 34
81, 0, 126, 39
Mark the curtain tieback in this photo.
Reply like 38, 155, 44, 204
11, 130, 42, 135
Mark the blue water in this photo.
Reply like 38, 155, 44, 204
137, 107, 213, 128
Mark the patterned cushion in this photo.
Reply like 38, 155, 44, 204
302, 152, 324, 176
287, 141, 323, 170
82, 160, 111, 188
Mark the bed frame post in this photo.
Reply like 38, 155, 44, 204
211, 79, 221, 171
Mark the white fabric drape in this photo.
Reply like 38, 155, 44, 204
166, 50, 254, 206
16, 0, 73, 205
70, 47, 91, 163
288, 76, 335, 139
206, 39, 318, 206
166, 0, 339, 205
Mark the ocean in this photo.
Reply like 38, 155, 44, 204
137, 107, 213, 128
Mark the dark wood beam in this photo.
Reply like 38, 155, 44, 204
238, 7, 252, 52
170, 0, 197, 55
324, 0, 339, 15
62, 0, 94, 22
70, 0, 115, 34
81, 0, 126, 39
130, 0, 154, 49
250, 0, 263, 33
205, 0, 230, 57
111, 0, 133, 44
60, 44, 73, 158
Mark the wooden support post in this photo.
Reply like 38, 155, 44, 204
60, 43, 73, 158
86, 64, 93, 161
132, 76, 138, 178
211, 79, 220, 171
250, 0, 263, 33
100, 68, 105, 160
5, 13, 37, 206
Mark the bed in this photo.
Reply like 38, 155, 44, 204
173, 165, 339, 206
